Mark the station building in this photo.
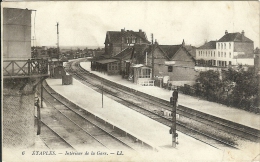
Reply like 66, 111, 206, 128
104, 28, 150, 57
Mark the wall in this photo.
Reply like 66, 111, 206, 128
3, 78, 35, 149
236, 58, 254, 65
234, 42, 254, 55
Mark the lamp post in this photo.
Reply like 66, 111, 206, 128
101, 79, 103, 108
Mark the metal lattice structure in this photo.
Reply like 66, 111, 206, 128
3, 59, 49, 78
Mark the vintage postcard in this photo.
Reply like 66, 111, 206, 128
2, 1, 260, 162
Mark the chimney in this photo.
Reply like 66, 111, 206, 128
225, 30, 228, 35
121, 28, 125, 32
182, 39, 185, 46
241, 30, 245, 41
155, 39, 158, 45
139, 29, 142, 44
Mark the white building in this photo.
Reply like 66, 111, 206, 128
196, 30, 254, 67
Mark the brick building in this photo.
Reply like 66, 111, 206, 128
131, 40, 198, 86
104, 29, 150, 57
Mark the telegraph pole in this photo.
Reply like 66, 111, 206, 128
56, 22, 60, 60
170, 89, 178, 148
151, 34, 154, 79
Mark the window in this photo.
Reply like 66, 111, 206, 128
126, 38, 129, 43
214, 52, 215, 57
168, 66, 173, 72
224, 52, 226, 57
224, 43, 226, 49
143, 69, 150, 78
218, 43, 220, 49
229, 52, 231, 58
218, 52, 220, 57
221, 43, 223, 49
221, 52, 223, 57
132, 38, 136, 43
229, 43, 231, 49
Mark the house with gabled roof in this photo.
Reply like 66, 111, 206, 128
130, 40, 198, 86
104, 29, 150, 57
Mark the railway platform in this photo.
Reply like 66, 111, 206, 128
46, 77, 256, 161
80, 61, 260, 131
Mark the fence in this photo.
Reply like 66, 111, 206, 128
137, 79, 154, 86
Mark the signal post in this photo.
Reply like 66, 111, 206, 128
170, 89, 178, 148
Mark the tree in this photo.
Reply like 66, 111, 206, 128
223, 67, 258, 108
196, 70, 223, 100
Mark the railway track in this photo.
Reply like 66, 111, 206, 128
74, 60, 260, 142
36, 81, 151, 151
35, 117, 76, 150
73, 60, 260, 141
60, 58, 260, 151
63, 59, 249, 149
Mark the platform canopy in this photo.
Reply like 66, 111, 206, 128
95, 59, 118, 64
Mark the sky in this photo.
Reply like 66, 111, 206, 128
2, 1, 259, 48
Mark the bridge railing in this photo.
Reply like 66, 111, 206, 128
3, 59, 49, 78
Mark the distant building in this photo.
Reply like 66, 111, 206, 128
31, 46, 48, 58
104, 29, 150, 57
196, 41, 217, 66
196, 30, 254, 67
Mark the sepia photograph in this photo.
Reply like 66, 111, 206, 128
1, 1, 260, 162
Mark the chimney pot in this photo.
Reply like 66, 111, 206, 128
225, 30, 228, 35
242, 30, 245, 35
139, 29, 142, 32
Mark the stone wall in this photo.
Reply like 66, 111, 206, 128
3, 78, 36, 149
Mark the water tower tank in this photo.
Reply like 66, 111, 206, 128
3, 8, 32, 60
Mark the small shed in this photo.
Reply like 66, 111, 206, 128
131, 64, 154, 86
53, 65, 66, 79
